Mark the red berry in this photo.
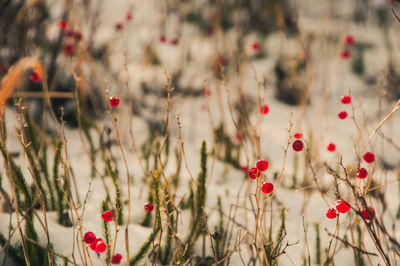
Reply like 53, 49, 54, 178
218, 56, 227, 66
292, 140, 304, 152
327, 142, 336, 152
356, 168, 368, 179
294, 131, 303, 139
171, 38, 179, 45
336, 200, 350, 213
345, 35, 354, 46
126, 13, 133, 21
83, 231, 96, 244
236, 133, 244, 142
260, 105, 269, 115
361, 206, 375, 220
251, 42, 260, 51
30, 71, 40, 83
240, 166, 248, 172
109, 96, 120, 107
160, 35, 166, 43
203, 88, 211, 97
74, 31, 83, 41
261, 182, 274, 194
341, 95, 352, 104
363, 152, 375, 163
0, 64, 7, 73
63, 43, 75, 55
144, 203, 154, 212
101, 210, 113, 222
256, 160, 268, 172
64, 30, 74, 38
95, 240, 107, 253
59, 20, 67, 29
338, 111, 348, 120
115, 23, 123, 31
90, 238, 102, 251
326, 208, 337, 219
111, 253, 123, 264
248, 167, 260, 179
341, 50, 350, 59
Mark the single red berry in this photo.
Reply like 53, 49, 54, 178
260, 105, 269, 115
90, 238, 102, 251
363, 152, 375, 163
248, 167, 260, 179
341, 50, 350, 59
326, 208, 337, 219
74, 31, 83, 41
240, 166, 248, 173
64, 30, 74, 38
59, 20, 67, 29
101, 210, 113, 222
361, 206, 375, 220
30, 71, 40, 83
95, 240, 107, 253
341, 95, 352, 104
126, 13, 133, 21
115, 23, 123, 31
171, 38, 179, 45
356, 168, 368, 179
262, 182, 274, 194
160, 35, 166, 43
111, 253, 123, 264
144, 203, 154, 212
345, 35, 354, 46
327, 142, 336, 152
63, 43, 75, 55
256, 160, 268, 172
336, 200, 350, 213
292, 140, 304, 152
109, 96, 120, 107
294, 131, 303, 139
0, 64, 7, 73
83, 231, 96, 244
251, 42, 260, 51
236, 133, 244, 142
338, 111, 348, 120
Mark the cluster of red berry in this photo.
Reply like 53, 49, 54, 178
326, 201, 375, 220
338, 95, 351, 120
248, 160, 274, 194
84, 230, 122, 264
341, 35, 354, 59
159, 35, 180, 46
58, 20, 82, 56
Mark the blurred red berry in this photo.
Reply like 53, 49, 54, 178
327, 142, 336, 152
262, 182, 274, 194
363, 152, 375, 163
251, 42, 260, 51
294, 131, 303, 139
236, 133, 244, 142
260, 105, 269, 115
109, 96, 120, 107
160, 35, 166, 43
341, 50, 350, 59
248, 167, 260, 179
63, 43, 75, 55
341, 95, 352, 104
111, 253, 123, 264
361, 206, 375, 220
64, 30, 74, 38
336, 200, 350, 213
83, 232, 96, 244
338, 111, 348, 120
101, 211, 113, 222
356, 168, 368, 179
95, 240, 107, 253
345, 35, 354, 46
30, 71, 40, 83
74, 31, 83, 41
203, 88, 211, 97
0, 64, 6, 73
292, 140, 304, 152
59, 20, 67, 29
326, 208, 337, 219
126, 13, 132, 21
256, 160, 268, 172
240, 166, 248, 172
144, 203, 154, 212
171, 38, 179, 45
115, 23, 123, 31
